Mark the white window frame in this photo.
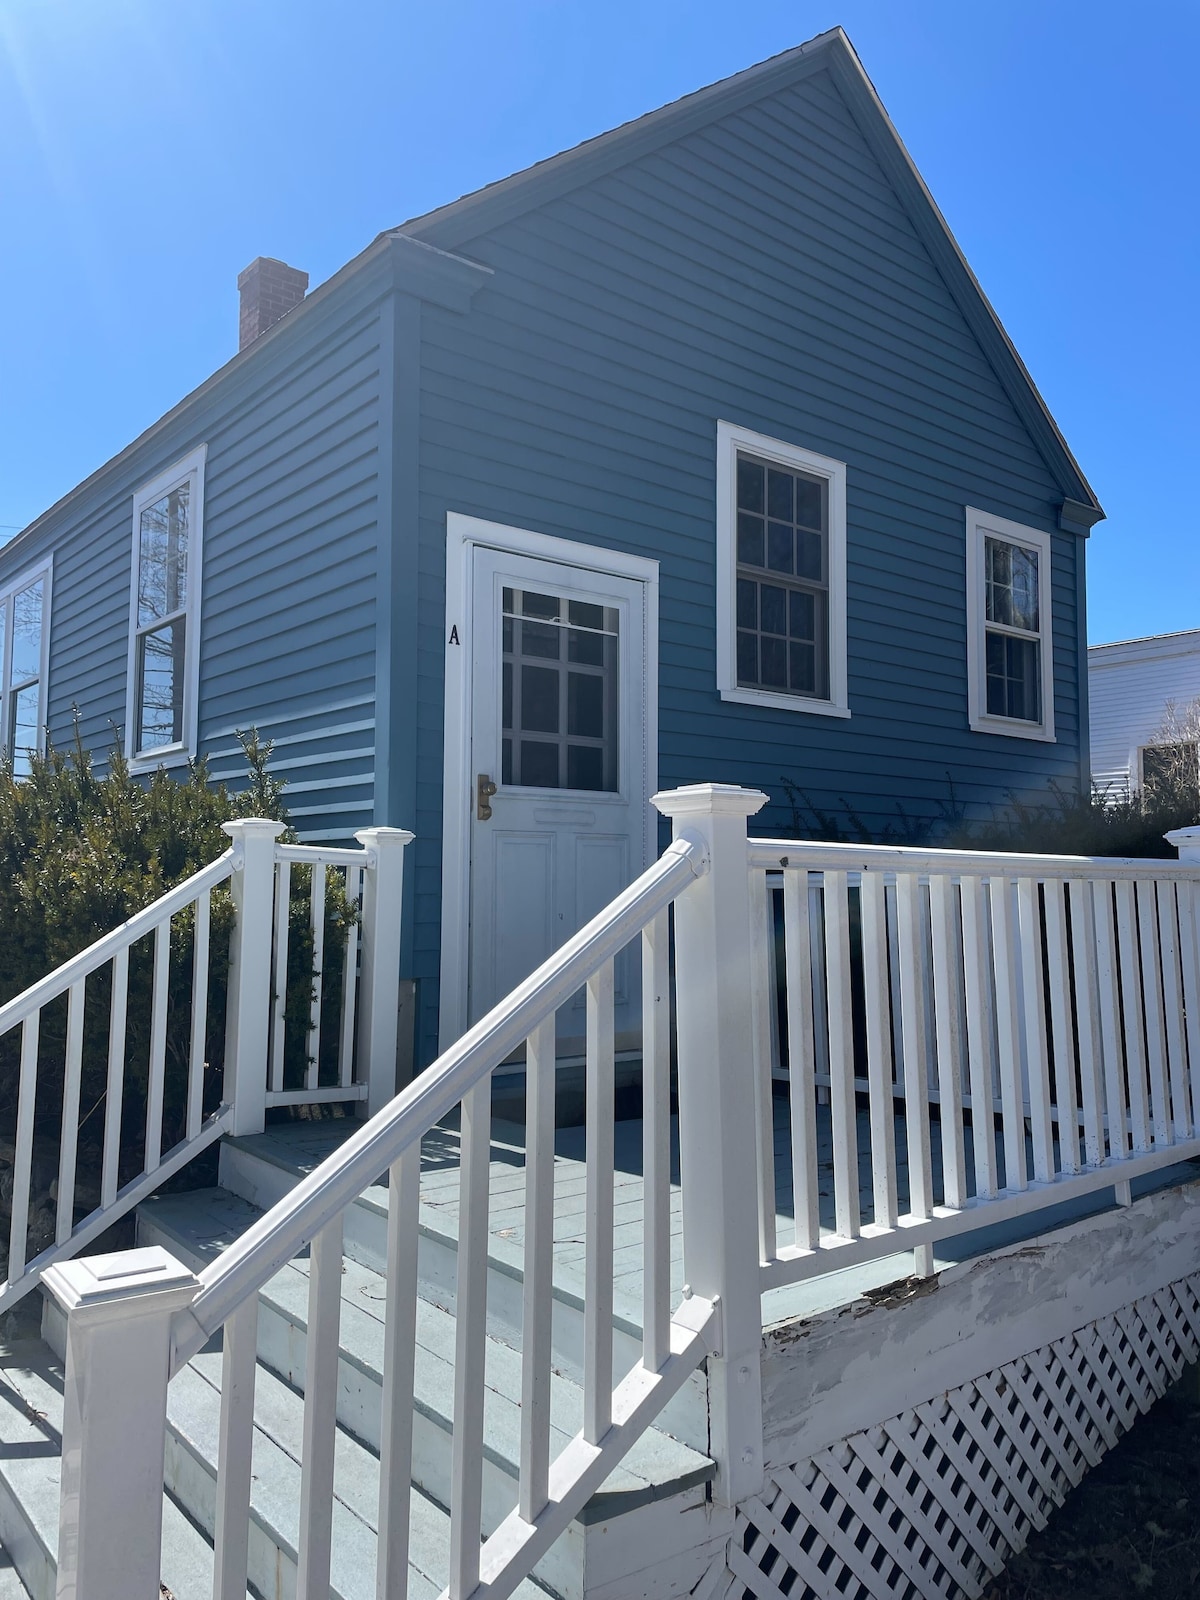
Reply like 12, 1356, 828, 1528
125, 444, 206, 769
0, 557, 53, 770
965, 506, 1055, 742
716, 420, 849, 718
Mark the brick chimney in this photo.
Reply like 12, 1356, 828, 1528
237, 257, 309, 351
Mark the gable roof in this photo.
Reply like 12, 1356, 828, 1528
393, 26, 1102, 528
5, 27, 1101, 565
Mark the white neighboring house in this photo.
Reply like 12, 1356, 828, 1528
1088, 626, 1200, 799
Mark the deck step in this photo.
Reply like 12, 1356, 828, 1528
135, 1186, 713, 1585
0, 1340, 244, 1600
216, 1127, 711, 1450
0, 1333, 551, 1600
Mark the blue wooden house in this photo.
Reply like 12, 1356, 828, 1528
0, 28, 1103, 1067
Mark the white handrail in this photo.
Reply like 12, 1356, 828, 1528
172, 834, 707, 1367
748, 837, 1200, 880
0, 849, 236, 1035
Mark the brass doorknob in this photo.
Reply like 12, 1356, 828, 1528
476, 774, 497, 821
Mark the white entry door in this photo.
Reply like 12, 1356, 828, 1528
467, 546, 651, 1048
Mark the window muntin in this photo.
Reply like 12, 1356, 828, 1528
127, 448, 204, 763
734, 453, 830, 700
966, 508, 1053, 741
501, 587, 619, 793
134, 482, 189, 751
0, 569, 49, 777
716, 422, 848, 718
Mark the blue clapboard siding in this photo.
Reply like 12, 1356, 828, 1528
0, 266, 388, 841
404, 60, 1085, 1060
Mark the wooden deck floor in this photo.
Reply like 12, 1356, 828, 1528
248, 1088, 1162, 1330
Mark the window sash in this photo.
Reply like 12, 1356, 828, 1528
0, 570, 49, 772
966, 509, 1053, 740
127, 448, 204, 763
733, 450, 831, 701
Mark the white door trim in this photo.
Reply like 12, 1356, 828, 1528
439, 512, 660, 1052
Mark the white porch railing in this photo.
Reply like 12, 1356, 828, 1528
37, 788, 1200, 1600
747, 825, 1200, 1290
0, 818, 411, 1316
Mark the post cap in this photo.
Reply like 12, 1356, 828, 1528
1165, 826, 1200, 859
43, 1246, 201, 1324
221, 818, 288, 841
651, 783, 769, 821
354, 826, 415, 848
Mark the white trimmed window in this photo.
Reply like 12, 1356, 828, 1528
0, 561, 52, 777
716, 421, 848, 717
965, 507, 1054, 741
126, 446, 205, 766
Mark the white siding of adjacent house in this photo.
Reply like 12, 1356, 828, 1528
1088, 629, 1200, 797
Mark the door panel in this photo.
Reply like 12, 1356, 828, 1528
468, 548, 648, 1047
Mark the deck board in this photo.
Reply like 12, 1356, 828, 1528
248, 1086, 1166, 1329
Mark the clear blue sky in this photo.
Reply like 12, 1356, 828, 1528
1, 0, 1196, 644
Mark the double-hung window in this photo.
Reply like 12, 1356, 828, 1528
127, 446, 205, 765
0, 562, 51, 777
716, 421, 848, 717
966, 507, 1054, 741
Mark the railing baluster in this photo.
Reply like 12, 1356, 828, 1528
896, 873, 933, 1218
1115, 879, 1151, 1152
1092, 880, 1129, 1160
1137, 879, 1171, 1146
1017, 878, 1054, 1183
1176, 878, 1200, 1137
520, 1017, 556, 1521
187, 890, 210, 1141
270, 858, 291, 1092
307, 864, 327, 1088
784, 868, 823, 1246
377, 1148, 420, 1600
296, 1215, 344, 1600
929, 875, 967, 1208
1156, 881, 1191, 1141
101, 947, 128, 1210
584, 959, 615, 1443
1069, 880, 1106, 1166
641, 912, 671, 1372
339, 865, 362, 1089
749, 870, 778, 1261
145, 921, 170, 1172
8, 1013, 39, 1281
988, 876, 1027, 1192
212, 1296, 258, 1600
959, 876, 997, 1200
449, 1078, 491, 1600
55, 980, 86, 1247
1043, 878, 1080, 1175
824, 870, 859, 1239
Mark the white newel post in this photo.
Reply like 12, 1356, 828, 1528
652, 782, 768, 1507
222, 819, 287, 1137
356, 826, 415, 1117
44, 1247, 201, 1600
1166, 826, 1200, 865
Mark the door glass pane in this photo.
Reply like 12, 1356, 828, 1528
137, 618, 186, 749
138, 483, 189, 626
502, 587, 619, 791
10, 580, 43, 687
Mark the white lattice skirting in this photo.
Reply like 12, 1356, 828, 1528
722, 1272, 1200, 1600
